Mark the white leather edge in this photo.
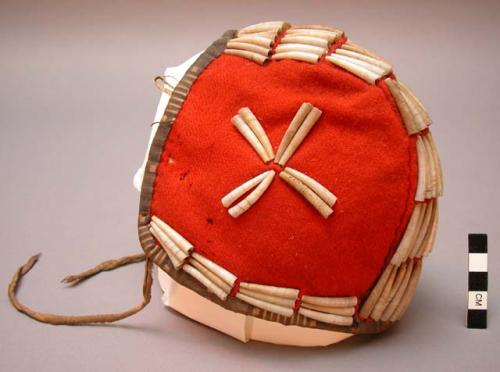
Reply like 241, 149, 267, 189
158, 268, 353, 346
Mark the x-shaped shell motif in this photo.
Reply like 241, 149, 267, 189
221, 103, 337, 218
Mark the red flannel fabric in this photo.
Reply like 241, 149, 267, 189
151, 52, 417, 297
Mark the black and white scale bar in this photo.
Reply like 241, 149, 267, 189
467, 234, 488, 329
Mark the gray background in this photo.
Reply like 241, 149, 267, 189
1, 0, 499, 371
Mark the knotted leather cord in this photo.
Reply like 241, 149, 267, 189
8, 253, 153, 325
